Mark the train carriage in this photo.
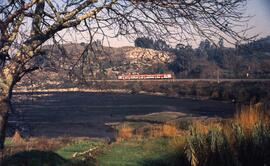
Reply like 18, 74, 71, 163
118, 73, 173, 80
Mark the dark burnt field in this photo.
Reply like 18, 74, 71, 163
8, 92, 235, 138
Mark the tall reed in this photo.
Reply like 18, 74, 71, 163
185, 104, 270, 166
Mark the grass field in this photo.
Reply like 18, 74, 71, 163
3, 137, 186, 166
97, 138, 185, 166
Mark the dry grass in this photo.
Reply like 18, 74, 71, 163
169, 136, 186, 150
185, 103, 270, 166
146, 124, 179, 138
118, 104, 270, 143
192, 119, 222, 135
117, 123, 180, 141
4, 137, 73, 156
117, 124, 133, 141
148, 125, 163, 138
162, 124, 178, 137
187, 104, 270, 148
234, 104, 269, 133
11, 130, 24, 144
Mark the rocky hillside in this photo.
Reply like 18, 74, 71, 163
17, 44, 174, 88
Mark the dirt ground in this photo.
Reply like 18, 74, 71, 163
8, 92, 235, 138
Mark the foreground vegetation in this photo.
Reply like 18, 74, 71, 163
3, 104, 270, 166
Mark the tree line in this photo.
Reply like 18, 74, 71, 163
134, 36, 270, 78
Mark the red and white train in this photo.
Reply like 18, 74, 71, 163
118, 73, 173, 80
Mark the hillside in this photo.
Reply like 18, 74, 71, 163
18, 45, 174, 88
17, 37, 270, 88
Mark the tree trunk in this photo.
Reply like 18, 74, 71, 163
0, 82, 13, 164
0, 100, 10, 165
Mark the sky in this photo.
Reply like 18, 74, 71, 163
247, 0, 270, 38
61, 0, 270, 48
107, 0, 270, 48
